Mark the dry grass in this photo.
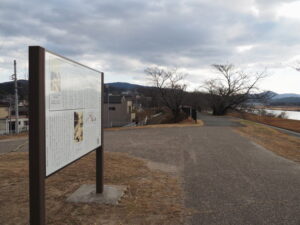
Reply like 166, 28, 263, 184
0, 151, 185, 225
230, 111, 300, 133
235, 120, 300, 162
106, 119, 203, 131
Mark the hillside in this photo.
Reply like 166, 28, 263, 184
0, 80, 28, 100
106, 82, 146, 90
272, 93, 300, 99
270, 97, 300, 106
269, 93, 300, 105
0, 81, 147, 101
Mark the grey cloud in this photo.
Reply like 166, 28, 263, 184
0, 0, 300, 88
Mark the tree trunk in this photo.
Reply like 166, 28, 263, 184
212, 107, 227, 115
172, 108, 181, 122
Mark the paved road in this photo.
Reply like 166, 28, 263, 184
105, 114, 300, 225
1, 114, 300, 224
0, 137, 28, 154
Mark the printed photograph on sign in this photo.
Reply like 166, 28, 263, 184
49, 58, 63, 109
74, 111, 83, 142
51, 71, 61, 92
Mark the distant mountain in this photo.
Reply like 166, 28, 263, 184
268, 93, 300, 105
258, 92, 300, 100
256, 91, 277, 99
272, 93, 300, 99
247, 91, 300, 106
0, 81, 146, 100
105, 82, 146, 90
0, 80, 28, 100
270, 97, 300, 105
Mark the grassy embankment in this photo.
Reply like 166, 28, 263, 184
230, 111, 300, 133
231, 114, 300, 162
0, 152, 186, 225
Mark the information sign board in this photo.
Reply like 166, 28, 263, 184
45, 51, 102, 176
29, 46, 104, 225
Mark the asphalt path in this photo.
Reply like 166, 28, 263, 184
105, 114, 300, 225
1, 114, 300, 224
0, 137, 28, 154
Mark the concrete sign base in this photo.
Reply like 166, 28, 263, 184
67, 184, 127, 205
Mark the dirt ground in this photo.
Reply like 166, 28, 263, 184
0, 151, 185, 225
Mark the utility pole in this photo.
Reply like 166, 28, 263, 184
107, 85, 110, 128
11, 60, 19, 134
9, 97, 12, 134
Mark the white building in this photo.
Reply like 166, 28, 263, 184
0, 103, 29, 134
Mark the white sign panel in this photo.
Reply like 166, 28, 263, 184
45, 51, 102, 176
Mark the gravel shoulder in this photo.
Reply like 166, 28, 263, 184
105, 114, 300, 225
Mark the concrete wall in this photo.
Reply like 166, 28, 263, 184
15, 118, 29, 132
0, 119, 7, 135
0, 107, 9, 119
0, 117, 29, 135
103, 100, 133, 128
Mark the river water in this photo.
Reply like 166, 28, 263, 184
264, 109, 300, 121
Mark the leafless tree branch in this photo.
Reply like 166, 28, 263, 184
145, 66, 187, 121
203, 64, 268, 115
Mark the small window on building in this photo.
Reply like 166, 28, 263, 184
128, 106, 132, 113
19, 121, 21, 125
109, 107, 116, 111
24, 121, 29, 126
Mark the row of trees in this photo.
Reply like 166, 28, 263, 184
145, 64, 269, 120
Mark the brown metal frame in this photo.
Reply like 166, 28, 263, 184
28, 46, 104, 225
96, 72, 104, 193
29, 46, 46, 225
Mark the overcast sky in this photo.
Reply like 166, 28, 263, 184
1, 0, 300, 93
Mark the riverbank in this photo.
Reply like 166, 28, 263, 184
256, 106, 300, 112
229, 111, 300, 133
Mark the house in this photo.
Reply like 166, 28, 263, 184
0, 102, 29, 134
103, 95, 135, 128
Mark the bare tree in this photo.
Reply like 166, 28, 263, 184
184, 90, 210, 112
203, 64, 267, 115
145, 67, 187, 122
